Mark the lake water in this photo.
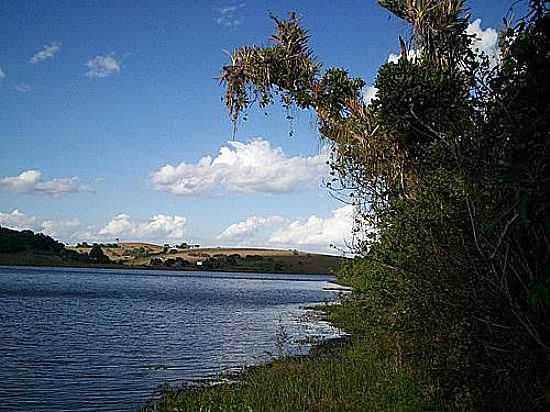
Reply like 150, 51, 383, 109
0, 266, 340, 411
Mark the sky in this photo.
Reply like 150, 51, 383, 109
0, 0, 518, 254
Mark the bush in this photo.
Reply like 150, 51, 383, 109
88, 244, 110, 263
0, 227, 65, 254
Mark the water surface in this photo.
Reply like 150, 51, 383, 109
0, 266, 339, 411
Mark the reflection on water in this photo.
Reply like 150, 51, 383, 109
0, 266, 340, 411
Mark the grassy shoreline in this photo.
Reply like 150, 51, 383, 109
0, 259, 336, 276
140, 302, 428, 412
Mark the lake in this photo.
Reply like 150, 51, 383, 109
0, 266, 340, 411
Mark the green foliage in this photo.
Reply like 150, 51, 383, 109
318, 68, 365, 118
0, 226, 65, 254
221, 12, 320, 124
152, 1, 550, 410
130, 247, 148, 257
88, 244, 110, 263
378, 0, 472, 68
142, 327, 430, 412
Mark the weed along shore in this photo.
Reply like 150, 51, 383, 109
140, 301, 428, 412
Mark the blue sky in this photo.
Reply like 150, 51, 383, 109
0, 1, 517, 253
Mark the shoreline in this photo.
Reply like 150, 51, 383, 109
140, 303, 350, 411
0, 259, 335, 276
139, 295, 431, 411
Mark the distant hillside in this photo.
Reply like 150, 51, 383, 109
0, 226, 65, 254
0, 227, 98, 267
0, 228, 344, 274
70, 243, 345, 274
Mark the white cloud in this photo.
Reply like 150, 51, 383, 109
151, 139, 328, 196
0, 210, 88, 244
269, 205, 356, 252
215, 3, 245, 27
98, 214, 187, 241
0, 205, 355, 253
15, 83, 31, 93
0, 210, 188, 245
0, 170, 94, 196
363, 85, 378, 106
217, 206, 357, 254
30, 42, 61, 64
0, 66, 5, 80
467, 18, 499, 66
217, 215, 285, 242
388, 49, 419, 64
0, 209, 83, 241
386, 20, 498, 67
85, 54, 121, 78
99, 214, 132, 237
40, 218, 82, 239
0, 209, 37, 231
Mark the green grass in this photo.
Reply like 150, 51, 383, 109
141, 304, 430, 412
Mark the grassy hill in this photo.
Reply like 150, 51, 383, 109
69, 243, 344, 274
0, 227, 344, 274
0, 226, 93, 267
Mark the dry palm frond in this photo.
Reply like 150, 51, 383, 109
220, 12, 421, 199
379, 0, 471, 68
220, 13, 320, 123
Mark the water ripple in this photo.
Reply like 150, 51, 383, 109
0, 266, 340, 411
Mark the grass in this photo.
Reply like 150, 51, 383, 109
140, 303, 430, 412
69, 243, 344, 274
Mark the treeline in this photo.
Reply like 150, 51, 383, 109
75, 242, 119, 248
149, 254, 285, 272
0, 226, 111, 264
0, 226, 65, 254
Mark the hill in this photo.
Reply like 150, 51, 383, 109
0, 227, 344, 274
69, 243, 344, 274
0, 226, 92, 267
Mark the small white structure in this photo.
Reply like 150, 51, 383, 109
196, 261, 203, 266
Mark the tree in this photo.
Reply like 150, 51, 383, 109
88, 244, 110, 263
0, 226, 65, 254
220, 1, 550, 408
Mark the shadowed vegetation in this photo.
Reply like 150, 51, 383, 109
0, 226, 93, 265
146, 0, 550, 410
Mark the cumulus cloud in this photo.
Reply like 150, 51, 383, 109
0, 209, 37, 231
386, 20, 498, 67
15, 83, 31, 93
215, 3, 245, 27
0, 66, 5, 80
269, 205, 356, 252
151, 139, 328, 196
363, 85, 378, 106
0, 210, 84, 242
0, 209, 90, 243
0, 170, 94, 196
0, 209, 188, 245
98, 214, 187, 241
30, 42, 61, 64
217, 206, 357, 253
85, 54, 121, 78
467, 18, 499, 65
217, 215, 285, 242
40, 218, 83, 240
